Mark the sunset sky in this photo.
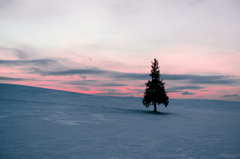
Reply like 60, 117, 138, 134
0, 0, 240, 102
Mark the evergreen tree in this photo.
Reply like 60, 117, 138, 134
142, 58, 169, 112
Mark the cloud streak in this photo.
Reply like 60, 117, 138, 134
0, 76, 25, 81
62, 80, 128, 87
113, 73, 149, 80
162, 74, 236, 85
0, 46, 30, 60
30, 67, 239, 85
0, 76, 36, 81
222, 94, 240, 98
167, 85, 204, 92
181, 91, 195, 95
0, 59, 56, 66
31, 68, 109, 76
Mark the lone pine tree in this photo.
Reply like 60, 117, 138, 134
142, 58, 169, 112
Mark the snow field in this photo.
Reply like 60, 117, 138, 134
0, 84, 240, 159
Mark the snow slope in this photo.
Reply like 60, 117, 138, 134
0, 83, 240, 159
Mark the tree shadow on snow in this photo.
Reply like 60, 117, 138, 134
128, 109, 172, 115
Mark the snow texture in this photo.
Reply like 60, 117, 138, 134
0, 83, 240, 159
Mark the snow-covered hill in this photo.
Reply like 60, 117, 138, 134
0, 83, 240, 159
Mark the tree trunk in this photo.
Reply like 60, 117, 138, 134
154, 102, 157, 112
